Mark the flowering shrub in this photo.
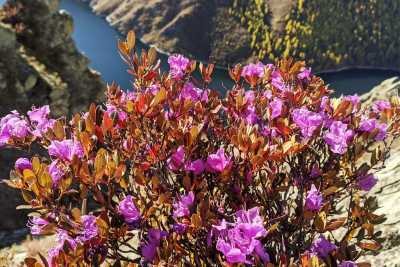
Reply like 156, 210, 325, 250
2, 31, 400, 266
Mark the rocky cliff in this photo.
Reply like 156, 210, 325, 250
0, 0, 105, 231
358, 77, 400, 266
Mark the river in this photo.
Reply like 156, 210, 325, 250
2, 0, 400, 95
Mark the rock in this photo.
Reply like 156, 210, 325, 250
361, 77, 400, 106
84, 0, 252, 66
358, 77, 400, 266
0, 0, 106, 231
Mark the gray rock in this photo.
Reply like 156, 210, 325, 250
0, 0, 106, 230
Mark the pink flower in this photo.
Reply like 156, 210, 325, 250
48, 160, 65, 187
167, 145, 185, 171
305, 184, 323, 211
214, 207, 269, 264
185, 159, 205, 175
173, 191, 195, 218
0, 111, 30, 146
310, 164, 321, 178
77, 215, 98, 243
168, 54, 190, 79
373, 100, 391, 113
180, 82, 206, 102
118, 195, 140, 223
28, 105, 55, 137
344, 95, 360, 113
271, 70, 291, 91
141, 229, 168, 262
147, 84, 160, 95
310, 236, 337, 258
15, 157, 32, 172
48, 139, 84, 162
27, 216, 49, 235
359, 118, 387, 141
358, 174, 377, 191
298, 68, 312, 80
324, 121, 354, 154
105, 104, 127, 123
241, 63, 265, 78
207, 148, 232, 173
48, 229, 78, 265
269, 98, 283, 119
292, 108, 323, 138
339, 261, 357, 267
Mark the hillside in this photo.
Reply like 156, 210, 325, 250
82, 0, 253, 66
84, 0, 400, 72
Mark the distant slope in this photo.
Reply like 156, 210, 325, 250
86, 0, 400, 72
84, 0, 253, 66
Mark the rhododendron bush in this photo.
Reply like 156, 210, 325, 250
2, 31, 400, 266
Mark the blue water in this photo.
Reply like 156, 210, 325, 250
1, 0, 399, 95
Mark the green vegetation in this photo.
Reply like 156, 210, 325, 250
232, 0, 400, 70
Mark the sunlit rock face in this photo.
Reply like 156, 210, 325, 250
359, 77, 400, 266
0, 0, 105, 230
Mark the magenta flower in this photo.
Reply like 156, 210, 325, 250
28, 105, 55, 137
310, 236, 337, 258
359, 118, 387, 141
48, 139, 84, 162
244, 105, 258, 125
358, 174, 377, 191
15, 157, 32, 172
48, 160, 65, 187
168, 54, 189, 79
0, 111, 30, 146
105, 104, 127, 123
241, 63, 265, 78
207, 148, 232, 173
27, 216, 49, 235
310, 164, 321, 178
141, 229, 168, 262
77, 215, 98, 243
173, 191, 195, 218
271, 70, 291, 91
118, 195, 140, 223
147, 84, 160, 95
48, 229, 78, 265
320, 96, 331, 112
298, 68, 312, 80
339, 261, 357, 267
359, 118, 377, 132
167, 145, 185, 171
344, 95, 360, 113
305, 184, 323, 211
172, 223, 188, 234
245, 90, 255, 104
269, 98, 283, 119
373, 100, 391, 113
214, 207, 269, 264
376, 123, 388, 141
185, 159, 205, 175
324, 121, 354, 154
292, 108, 323, 138
180, 82, 206, 102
